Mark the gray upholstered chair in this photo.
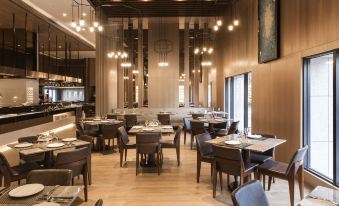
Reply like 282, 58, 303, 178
195, 133, 214, 183
157, 114, 170, 125
231, 180, 269, 206
18, 136, 45, 164
27, 169, 72, 186
183, 117, 192, 144
190, 120, 207, 149
160, 127, 182, 166
117, 126, 136, 167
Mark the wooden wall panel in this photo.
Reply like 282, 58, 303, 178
215, 0, 339, 163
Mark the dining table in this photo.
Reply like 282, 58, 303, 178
128, 125, 175, 134
195, 117, 233, 131
298, 186, 339, 206
0, 185, 83, 206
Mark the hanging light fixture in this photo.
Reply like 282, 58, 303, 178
70, 0, 102, 33
155, 18, 172, 68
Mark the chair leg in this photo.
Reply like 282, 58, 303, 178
288, 174, 295, 206
125, 149, 127, 162
83, 169, 88, 202
184, 131, 186, 144
176, 147, 180, 166
210, 163, 213, 176
263, 174, 266, 190
197, 156, 201, 183
240, 175, 244, 186
157, 152, 160, 176
120, 149, 124, 167
298, 166, 304, 199
268, 176, 272, 191
212, 163, 217, 198
219, 171, 223, 191
0, 174, 2, 187
190, 135, 194, 149
136, 152, 139, 176
17, 180, 20, 185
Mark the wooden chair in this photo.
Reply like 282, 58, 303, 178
77, 135, 94, 185
190, 120, 208, 149
27, 169, 72, 186
231, 180, 269, 206
216, 121, 239, 137
195, 133, 214, 183
257, 146, 308, 206
125, 114, 138, 131
107, 114, 117, 119
54, 147, 89, 201
160, 127, 182, 166
157, 114, 170, 125
183, 117, 192, 144
0, 148, 42, 187
95, 199, 103, 206
117, 126, 136, 167
98, 123, 121, 153
18, 136, 45, 164
250, 134, 276, 164
136, 132, 162, 176
212, 145, 258, 198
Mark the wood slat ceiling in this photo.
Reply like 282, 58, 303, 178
89, 0, 232, 17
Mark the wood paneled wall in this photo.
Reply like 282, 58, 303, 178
215, 0, 339, 163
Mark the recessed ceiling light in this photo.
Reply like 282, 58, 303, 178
62, 13, 67, 17
58, 45, 62, 49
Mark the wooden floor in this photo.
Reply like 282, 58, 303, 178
59, 126, 310, 206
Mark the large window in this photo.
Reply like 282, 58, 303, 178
304, 51, 339, 185
225, 73, 252, 131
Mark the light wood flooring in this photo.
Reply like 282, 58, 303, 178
59, 127, 311, 206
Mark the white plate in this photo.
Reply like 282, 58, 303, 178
133, 126, 143, 129
47, 143, 65, 148
224, 140, 242, 145
33, 202, 60, 206
143, 128, 154, 131
14, 143, 33, 148
247, 134, 262, 139
9, 184, 44, 198
61, 138, 77, 142
162, 126, 172, 129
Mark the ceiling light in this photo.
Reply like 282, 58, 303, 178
203, 47, 207, 52
228, 25, 234, 31
79, 18, 85, 27
158, 62, 169, 67
107, 53, 113, 58
217, 20, 222, 26
93, 21, 99, 27
132, 70, 139, 74
194, 48, 199, 54
121, 62, 132, 68
208, 48, 213, 54
62, 13, 67, 17
89, 27, 95, 32
82, 28, 86, 31
82, 13, 87, 16
71, 21, 76, 28
76, 25, 81, 32
98, 25, 103, 31
233, 19, 239, 26
123, 76, 129, 80
58, 45, 62, 49
213, 25, 219, 31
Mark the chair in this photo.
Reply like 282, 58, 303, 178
160, 127, 182, 166
18, 136, 45, 164
257, 146, 308, 206
83, 123, 100, 137
231, 180, 269, 206
54, 147, 89, 201
212, 145, 258, 198
157, 114, 170, 125
107, 114, 117, 119
98, 123, 120, 153
216, 121, 239, 136
192, 113, 204, 119
77, 135, 94, 185
136, 132, 162, 176
183, 117, 192, 144
125, 114, 138, 131
27, 169, 72, 186
250, 134, 276, 164
0, 148, 42, 187
76, 123, 85, 138
195, 133, 214, 183
95, 199, 103, 206
190, 120, 207, 149
117, 126, 136, 167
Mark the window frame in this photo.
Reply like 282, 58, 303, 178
303, 50, 339, 186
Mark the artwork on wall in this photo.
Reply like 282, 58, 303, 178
258, 0, 279, 63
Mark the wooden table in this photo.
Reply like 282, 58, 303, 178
194, 117, 233, 131
80, 119, 123, 125
128, 125, 174, 134
0, 185, 83, 206
298, 186, 339, 206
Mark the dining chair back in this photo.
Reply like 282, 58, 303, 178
18, 136, 38, 144
212, 145, 244, 175
285, 146, 308, 175
118, 126, 130, 145
231, 180, 270, 206
157, 114, 170, 125
107, 114, 117, 119
183, 117, 192, 144
195, 133, 214, 183
227, 121, 239, 135
27, 169, 72, 186
125, 114, 138, 129
192, 113, 204, 119
117, 126, 136, 167
190, 120, 207, 149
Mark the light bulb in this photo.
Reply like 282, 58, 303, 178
234, 19, 239, 26
117, 51, 121, 56
89, 27, 94, 32
217, 20, 222, 26
82, 13, 87, 16
213, 25, 219, 31
107, 53, 113, 58
76, 25, 81, 32
79, 18, 85, 27
194, 48, 199, 54
93, 21, 99, 27
98, 25, 103, 31
228, 25, 234, 31
208, 48, 214, 54
203, 47, 207, 52
71, 21, 76, 28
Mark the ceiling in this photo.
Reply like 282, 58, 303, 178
89, 0, 232, 17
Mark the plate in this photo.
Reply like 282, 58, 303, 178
162, 126, 172, 129
143, 128, 154, 131
47, 143, 65, 148
14, 143, 33, 148
224, 140, 242, 145
148, 124, 158, 127
33, 202, 60, 206
9, 184, 44, 198
133, 126, 143, 129
61, 138, 77, 142
247, 134, 262, 139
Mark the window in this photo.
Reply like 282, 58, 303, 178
225, 72, 252, 131
304, 52, 339, 184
